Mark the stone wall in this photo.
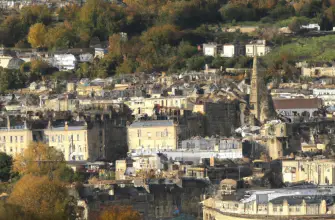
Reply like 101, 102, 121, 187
204, 100, 240, 137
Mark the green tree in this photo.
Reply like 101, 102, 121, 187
116, 59, 137, 75
76, 62, 91, 78
288, 17, 308, 33
0, 201, 36, 220
177, 41, 197, 59
220, 4, 258, 22
0, 153, 12, 182
45, 24, 74, 49
186, 55, 207, 71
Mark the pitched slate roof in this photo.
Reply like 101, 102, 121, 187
273, 98, 322, 110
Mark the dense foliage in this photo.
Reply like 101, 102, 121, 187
0, 143, 86, 220
99, 205, 142, 220
0, 0, 333, 87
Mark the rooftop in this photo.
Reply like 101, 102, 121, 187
273, 98, 322, 110
129, 120, 174, 128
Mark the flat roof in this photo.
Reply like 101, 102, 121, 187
129, 120, 174, 128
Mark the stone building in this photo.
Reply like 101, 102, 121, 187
127, 120, 178, 152
0, 120, 33, 156
203, 185, 335, 220
203, 197, 329, 220
204, 100, 240, 137
44, 121, 103, 161
282, 159, 335, 185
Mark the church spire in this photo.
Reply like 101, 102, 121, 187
252, 55, 258, 79
250, 55, 260, 122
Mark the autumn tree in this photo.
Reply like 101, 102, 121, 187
7, 174, 76, 220
45, 24, 75, 49
13, 142, 64, 176
141, 24, 179, 47
30, 60, 51, 75
57, 4, 80, 21
108, 33, 124, 57
27, 23, 47, 48
0, 201, 36, 220
99, 206, 142, 220
116, 59, 137, 75
20, 5, 52, 26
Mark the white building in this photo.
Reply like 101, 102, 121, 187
313, 88, 335, 106
301, 23, 320, 31
94, 48, 108, 59
78, 53, 94, 63
245, 40, 271, 57
221, 44, 245, 57
132, 154, 166, 172
219, 138, 243, 159
273, 98, 322, 120
203, 43, 221, 57
53, 54, 77, 71
302, 67, 335, 77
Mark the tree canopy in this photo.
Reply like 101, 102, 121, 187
0, 153, 12, 182
99, 206, 142, 220
13, 142, 64, 176
7, 174, 76, 220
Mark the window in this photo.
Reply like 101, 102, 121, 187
3, 136, 5, 142
20, 136, 23, 143
10, 136, 12, 143
15, 136, 17, 143
296, 207, 300, 212
273, 207, 277, 212
279, 207, 283, 212
77, 134, 80, 141
137, 129, 141, 137
52, 136, 55, 142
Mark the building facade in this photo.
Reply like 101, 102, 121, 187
0, 123, 33, 156
127, 120, 177, 152
282, 159, 335, 185
273, 98, 322, 121
221, 44, 245, 58
313, 88, 335, 106
219, 139, 243, 159
203, 197, 329, 220
53, 54, 77, 71
44, 122, 103, 161
203, 43, 221, 56
302, 67, 335, 77
245, 40, 271, 57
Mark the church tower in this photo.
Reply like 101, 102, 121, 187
250, 55, 260, 121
